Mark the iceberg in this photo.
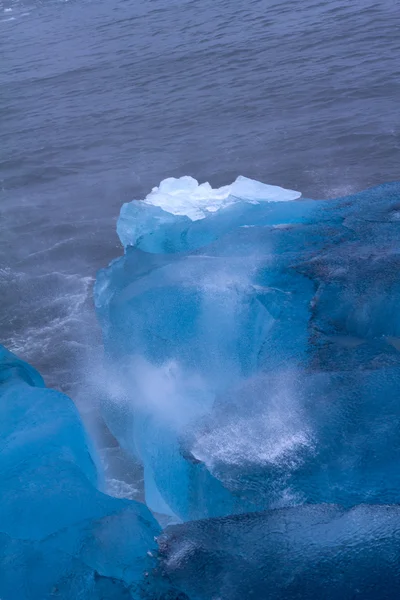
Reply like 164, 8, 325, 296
4, 174, 400, 600
95, 176, 400, 522
0, 345, 164, 599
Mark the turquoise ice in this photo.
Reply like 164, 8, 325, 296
0, 345, 162, 599
3, 175, 400, 599
95, 176, 400, 521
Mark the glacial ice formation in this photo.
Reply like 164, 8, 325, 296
4, 175, 400, 599
0, 344, 162, 599
95, 177, 400, 522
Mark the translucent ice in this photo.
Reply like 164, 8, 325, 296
96, 178, 400, 522
117, 175, 302, 250
0, 345, 162, 599
4, 176, 400, 599
136, 175, 300, 220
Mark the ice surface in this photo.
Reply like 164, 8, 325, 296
117, 175, 302, 249
95, 179, 400, 524
142, 175, 301, 220
142, 176, 233, 219
156, 504, 400, 599
0, 344, 163, 599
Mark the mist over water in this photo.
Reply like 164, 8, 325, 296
1, 0, 399, 395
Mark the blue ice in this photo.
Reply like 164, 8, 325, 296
4, 174, 400, 600
0, 344, 162, 599
95, 176, 400, 521
157, 503, 400, 599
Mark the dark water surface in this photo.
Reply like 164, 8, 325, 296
1, 0, 399, 392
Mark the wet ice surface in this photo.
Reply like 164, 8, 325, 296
0, 344, 163, 600
3, 177, 400, 599
158, 504, 400, 600
95, 178, 400, 523
92, 177, 400, 597
1, 0, 400, 595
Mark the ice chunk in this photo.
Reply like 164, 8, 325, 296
230, 175, 302, 203
117, 175, 303, 251
142, 175, 301, 220
0, 344, 162, 599
96, 179, 400, 522
156, 503, 400, 599
117, 200, 193, 252
143, 176, 233, 220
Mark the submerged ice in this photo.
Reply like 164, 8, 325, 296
4, 175, 400, 599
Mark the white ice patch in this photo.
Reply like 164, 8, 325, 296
143, 175, 301, 221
